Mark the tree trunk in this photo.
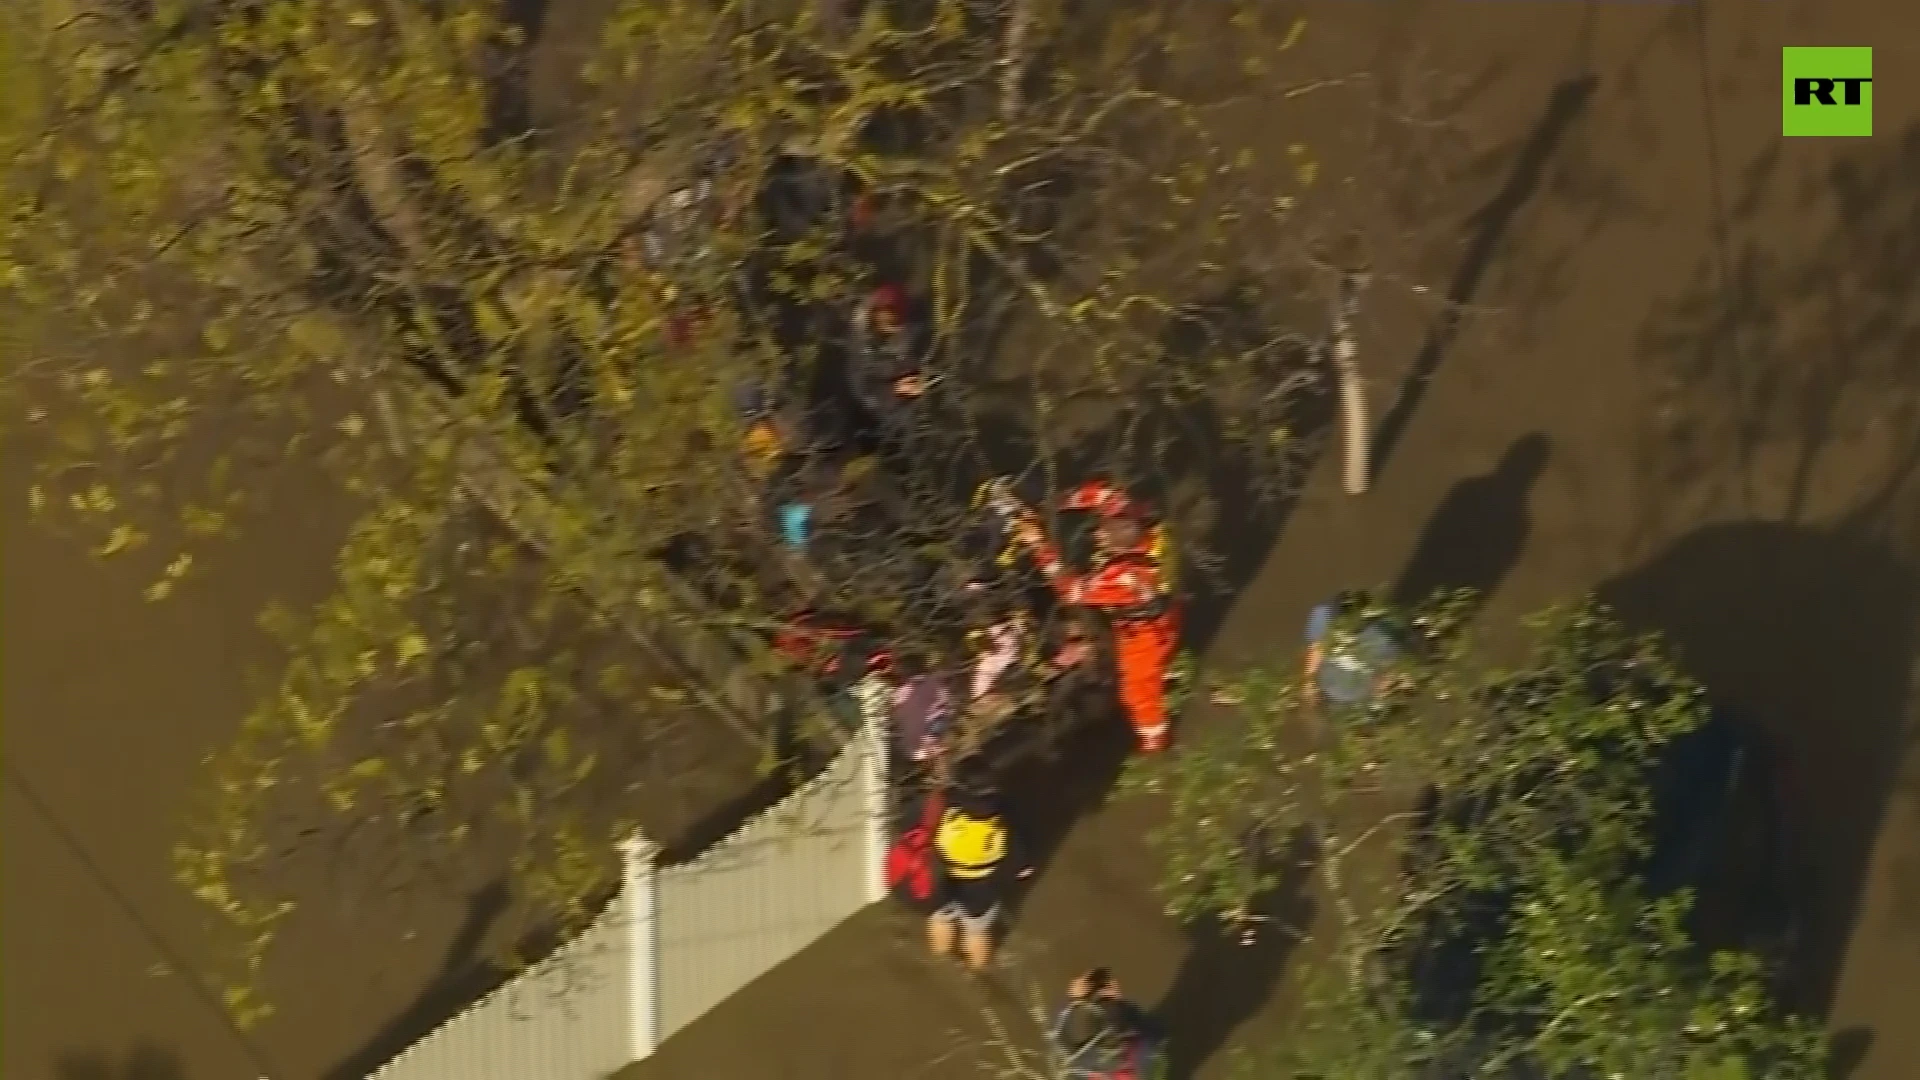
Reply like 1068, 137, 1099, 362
338, 100, 429, 259
998, 0, 1038, 122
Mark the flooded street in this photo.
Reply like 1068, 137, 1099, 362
8, 1, 1920, 1079
0, 442, 485, 1079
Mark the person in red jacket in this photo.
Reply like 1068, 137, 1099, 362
1007, 481, 1180, 753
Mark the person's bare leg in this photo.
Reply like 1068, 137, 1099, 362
962, 924, 994, 971
928, 913, 956, 958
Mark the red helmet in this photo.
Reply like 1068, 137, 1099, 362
1062, 479, 1144, 521
868, 283, 906, 322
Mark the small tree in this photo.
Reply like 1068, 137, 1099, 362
3, 0, 1455, 1025
1129, 597, 1826, 1079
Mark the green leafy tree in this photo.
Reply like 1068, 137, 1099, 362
2, 0, 1448, 1026
1129, 597, 1826, 1079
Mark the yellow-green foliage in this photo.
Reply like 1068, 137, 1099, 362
3, 0, 1332, 1024
1130, 598, 1827, 1079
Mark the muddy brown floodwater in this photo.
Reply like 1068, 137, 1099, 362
626, 3, 1920, 1078
9, 1, 1920, 1079
0, 435, 431, 1080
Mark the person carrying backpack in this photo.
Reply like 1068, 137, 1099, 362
1049, 967, 1166, 1080
927, 762, 1032, 971
1303, 589, 1409, 714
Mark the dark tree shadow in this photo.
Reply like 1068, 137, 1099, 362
1390, 431, 1550, 611
54, 1045, 190, 1080
1033, 72, 1601, 658
1629, 123, 1920, 546
1153, 829, 1319, 1080
322, 727, 817, 1080
1370, 76, 1595, 481
1642, 699, 1800, 975
321, 880, 515, 1080
1391, 786, 1498, 1025
483, 0, 554, 144
1597, 522, 1919, 1017
1143, 286, 1333, 657
1827, 1026, 1875, 1080
995, 693, 1136, 926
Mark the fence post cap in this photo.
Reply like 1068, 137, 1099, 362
617, 832, 661, 860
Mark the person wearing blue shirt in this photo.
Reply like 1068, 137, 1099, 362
1303, 590, 1406, 710
779, 500, 812, 551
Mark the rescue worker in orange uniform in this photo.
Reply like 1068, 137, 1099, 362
1007, 480, 1180, 753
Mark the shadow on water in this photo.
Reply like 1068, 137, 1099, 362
996, 692, 1136, 928
964, 79, 1598, 877
1630, 122, 1920, 546
483, 0, 555, 144
319, 756, 812, 1080
1829, 1026, 1876, 1080
1146, 286, 1334, 657
1373, 523, 1916, 1049
1370, 76, 1594, 483
54, 1045, 190, 1080
1153, 829, 1319, 1080
1067, 74, 1599, 659
320, 879, 513, 1080
1641, 698, 1782, 909
1598, 522, 1919, 1018
1390, 431, 1550, 611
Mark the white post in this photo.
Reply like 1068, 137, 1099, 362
860, 715, 890, 903
620, 834, 662, 1061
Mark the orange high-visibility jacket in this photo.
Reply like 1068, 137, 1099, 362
1030, 481, 1174, 620
1030, 540, 1169, 624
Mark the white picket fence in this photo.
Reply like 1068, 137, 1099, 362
365, 719, 891, 1079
